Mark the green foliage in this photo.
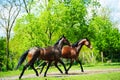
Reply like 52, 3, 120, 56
79, 46, 99, 65
0, 37, 6, 71
89, 16, 120, 61
61, 0, 89, 42
10, 0, 89, 55
11, 14, 47, 53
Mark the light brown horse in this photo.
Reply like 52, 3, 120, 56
62, 38, 92, 73
39, 38, 92, 74
16, 35, 70, 79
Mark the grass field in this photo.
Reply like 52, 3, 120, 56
20, 72, 120, 80
0, 63, 120, 80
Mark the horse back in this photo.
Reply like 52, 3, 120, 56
39, 46, 60, 60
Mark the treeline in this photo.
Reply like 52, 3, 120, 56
0, 0, 120, 71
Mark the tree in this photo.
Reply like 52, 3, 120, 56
89, 16, 120, 62
23, 0, 32, 14
10, 0, 120, 65
10, 0, 94, 62
0, 37, 6, 71
0, 0, 21, 70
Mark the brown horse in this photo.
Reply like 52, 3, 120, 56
62, 38, 92, 73
16, 35, 70, 79
39, 38, 92, 74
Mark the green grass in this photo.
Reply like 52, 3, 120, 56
0, 62, 120, 79
84, 62, 120, 70
19, 72, 120, 80
0, 70, 34, 77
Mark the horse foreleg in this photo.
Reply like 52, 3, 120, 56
54, 61, 63, 74
76, 59, 84, 72
58, 59, 68, 74
44, 61, 52, 77
39, 61, 47, 74
67, 59, 74, 73
31, 65, 39, 76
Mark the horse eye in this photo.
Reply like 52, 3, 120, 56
64, 39, 67, 42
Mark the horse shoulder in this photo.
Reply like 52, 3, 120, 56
62, 46, 70, 53
61, 46, 71, 58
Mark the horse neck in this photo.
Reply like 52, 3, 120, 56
55, 40, 64, 50
76, 41, 85, 54
58, 42, 64, 50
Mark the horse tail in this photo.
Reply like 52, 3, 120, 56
16, 50, 29, 69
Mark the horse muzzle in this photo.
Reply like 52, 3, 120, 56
90, 45, 92, 50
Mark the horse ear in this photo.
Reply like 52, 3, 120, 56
86, 37, 88, 39
85, 37, 88, 40
62, 35, 65, 38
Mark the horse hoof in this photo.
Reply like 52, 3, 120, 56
60, 71, 63, 74
65, 71, 68, 74
36, 74, 39, 76
19, 76, 21, 79
81, 70, 84, 72
44, 75, 47, 77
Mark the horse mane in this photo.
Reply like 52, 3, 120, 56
54, 37, 62, 46
72, 40, 80, 47
72, 38, 88, 47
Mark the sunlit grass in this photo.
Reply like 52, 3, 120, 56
19, 72, 120, 80
0, 62, 120, 78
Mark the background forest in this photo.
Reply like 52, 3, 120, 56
0, 0, 120, 71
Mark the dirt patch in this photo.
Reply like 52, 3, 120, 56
1, 68, 120, 80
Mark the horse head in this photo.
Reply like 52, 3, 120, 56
61, 35, 70, 46
55, 35, 70, 49
78, 38, 92, 49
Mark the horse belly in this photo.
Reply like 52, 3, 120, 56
42, 56, 55, 61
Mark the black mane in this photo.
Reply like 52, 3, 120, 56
54, 37, 62, 46
72, 40, 80, 47
72, 38, 89, 47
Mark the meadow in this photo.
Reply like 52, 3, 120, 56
0, 63, 120, 80
21, 72, 120, 80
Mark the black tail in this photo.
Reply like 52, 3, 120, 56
16, 50, 29, 69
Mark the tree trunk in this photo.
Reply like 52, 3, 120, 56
0, 0, 21, 71
101, 52, 103, 63
6, 31, 10, 70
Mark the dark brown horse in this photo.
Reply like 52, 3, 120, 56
16, 35, 70, 79
39, 38, 92, 74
